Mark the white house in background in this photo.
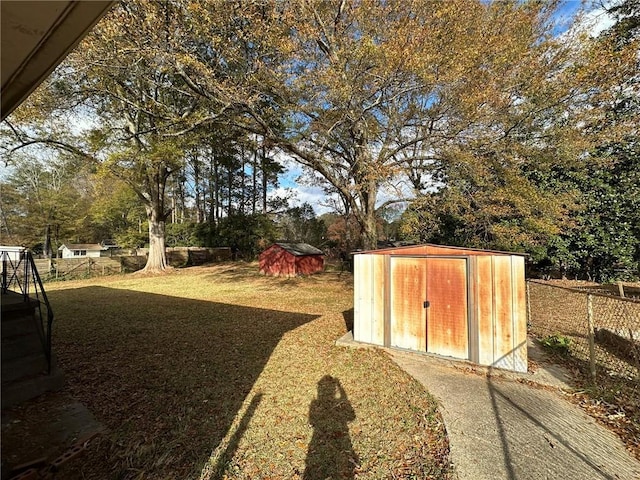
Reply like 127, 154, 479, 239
58, 244, 105, 259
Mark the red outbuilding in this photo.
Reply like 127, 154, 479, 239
259, 242, 325, 277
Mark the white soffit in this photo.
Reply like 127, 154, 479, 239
1, 0, 114, 120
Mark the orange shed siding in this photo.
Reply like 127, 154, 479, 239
492, 256, 514, 369
390, 257, 427, 350
512, 256, 528, 372
426, 258, 468, 359
371, 254, 386, 345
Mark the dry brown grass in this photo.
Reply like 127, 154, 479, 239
36, 262, 450, 479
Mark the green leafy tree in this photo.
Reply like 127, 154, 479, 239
2, 0, 286, 271
215, 213, 277, 259
551, 1, 640, 280
89, 176, 146, 244
0, 151, 91, 255
400, 0, 639, 282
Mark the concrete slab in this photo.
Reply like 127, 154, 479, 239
336, 331, 573, 390
391, 350, 640, 480
1, 392, 104, 474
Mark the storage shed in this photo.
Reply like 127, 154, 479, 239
353, 244, 527, 372
259, 243, 324, 277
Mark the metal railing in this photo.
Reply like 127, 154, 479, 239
1, 247, 54, 373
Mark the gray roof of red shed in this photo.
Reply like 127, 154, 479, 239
274, 243, 324, 256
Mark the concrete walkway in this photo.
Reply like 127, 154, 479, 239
391, 349, 640, 480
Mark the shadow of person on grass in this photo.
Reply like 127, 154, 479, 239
304, 376, 358, 480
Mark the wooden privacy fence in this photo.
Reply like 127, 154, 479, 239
131, 247, 232, 266
527, 280, 640, 384
166, 247, 232, 266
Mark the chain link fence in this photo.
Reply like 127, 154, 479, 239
527, 280, 640, 384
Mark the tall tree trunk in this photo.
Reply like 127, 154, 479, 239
43, 224, 52, 259
143, 203, 168, 272
261, 145, 268, 214
240, 143, 246, 214
138, 165, 170, 273
342, 197, 351, 254
359, 178, 379, 251
171, 187, 177, 224
193, 152, 203, 223
252, 148, 258, 215
206, 154, 214, 225
213, 152, 220, 224
227, 162, 233, 215
361, 213, 378, 251
177, 171, 185, 223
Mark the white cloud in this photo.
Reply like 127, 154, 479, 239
268, 184, 337, 215
565, 2, 616, 38
582, 6, 616, 37
270, 152, 338, 214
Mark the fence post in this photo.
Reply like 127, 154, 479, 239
587, 293, 597, 382
2, 252, 7, 294
617, 281, 625, 298
526, 280, 532, 327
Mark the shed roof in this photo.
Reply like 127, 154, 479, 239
353, 243, 527, 256
273, 242, 324, 256
59, 243, 105, 251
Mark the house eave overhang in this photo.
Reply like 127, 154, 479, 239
1, 0, 115, 120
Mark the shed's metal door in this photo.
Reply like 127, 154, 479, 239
390, 257, 468, 359
390, 257, 427, 351
425, 257, 468, 359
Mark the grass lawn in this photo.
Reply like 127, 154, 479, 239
35, 263, 451, 479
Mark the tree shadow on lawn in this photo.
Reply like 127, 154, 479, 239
45, 286, 320, 479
